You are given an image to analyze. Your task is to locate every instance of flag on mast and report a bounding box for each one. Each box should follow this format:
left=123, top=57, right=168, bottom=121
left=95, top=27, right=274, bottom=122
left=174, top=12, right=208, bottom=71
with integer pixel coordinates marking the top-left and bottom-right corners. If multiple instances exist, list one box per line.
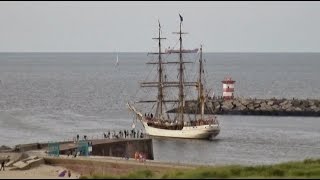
left=179, top=14, right=183, bottom=22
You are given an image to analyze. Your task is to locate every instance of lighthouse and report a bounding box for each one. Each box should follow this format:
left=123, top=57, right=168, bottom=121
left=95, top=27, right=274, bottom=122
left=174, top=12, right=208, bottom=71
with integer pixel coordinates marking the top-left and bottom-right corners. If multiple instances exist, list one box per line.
left=222, top=77, right=235, bottom=100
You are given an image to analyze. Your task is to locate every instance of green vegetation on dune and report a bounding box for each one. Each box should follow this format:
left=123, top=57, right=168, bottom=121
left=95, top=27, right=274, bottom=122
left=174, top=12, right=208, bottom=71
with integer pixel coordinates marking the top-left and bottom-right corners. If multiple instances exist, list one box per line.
left=80, top=158, right=320, bottom=179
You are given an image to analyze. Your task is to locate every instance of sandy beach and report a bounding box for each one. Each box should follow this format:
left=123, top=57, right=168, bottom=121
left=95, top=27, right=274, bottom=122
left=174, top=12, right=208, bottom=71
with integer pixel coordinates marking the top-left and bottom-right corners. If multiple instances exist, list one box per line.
left=0, top=164, right=80, bottom=179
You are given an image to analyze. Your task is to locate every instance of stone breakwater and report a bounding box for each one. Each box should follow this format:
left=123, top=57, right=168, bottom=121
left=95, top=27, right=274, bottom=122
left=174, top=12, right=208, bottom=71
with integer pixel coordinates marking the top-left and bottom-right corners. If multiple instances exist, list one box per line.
left=168, top=98, right=320, bottom=116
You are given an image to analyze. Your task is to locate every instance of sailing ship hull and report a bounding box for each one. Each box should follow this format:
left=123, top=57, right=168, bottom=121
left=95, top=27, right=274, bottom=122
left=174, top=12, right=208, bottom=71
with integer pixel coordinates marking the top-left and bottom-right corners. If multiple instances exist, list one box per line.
left=141, top=120, right=220, bottom=139
left=127, top=103, right=220, bottom=140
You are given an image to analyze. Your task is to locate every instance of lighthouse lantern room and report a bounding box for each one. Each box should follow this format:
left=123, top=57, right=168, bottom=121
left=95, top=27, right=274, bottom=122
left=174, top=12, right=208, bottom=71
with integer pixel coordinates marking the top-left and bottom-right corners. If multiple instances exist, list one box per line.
left=222, top=77, right=236, bottom=100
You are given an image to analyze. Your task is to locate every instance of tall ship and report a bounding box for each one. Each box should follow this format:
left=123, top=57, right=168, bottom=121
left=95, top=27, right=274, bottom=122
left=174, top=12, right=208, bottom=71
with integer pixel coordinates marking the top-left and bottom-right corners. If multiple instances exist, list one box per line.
left=127, top=15, right=220, bottom=139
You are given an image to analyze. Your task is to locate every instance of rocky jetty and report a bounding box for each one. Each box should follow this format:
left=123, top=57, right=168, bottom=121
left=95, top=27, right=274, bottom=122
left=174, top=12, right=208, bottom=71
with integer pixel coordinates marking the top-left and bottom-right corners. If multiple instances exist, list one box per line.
left=168, top=98, right=320, bottom=116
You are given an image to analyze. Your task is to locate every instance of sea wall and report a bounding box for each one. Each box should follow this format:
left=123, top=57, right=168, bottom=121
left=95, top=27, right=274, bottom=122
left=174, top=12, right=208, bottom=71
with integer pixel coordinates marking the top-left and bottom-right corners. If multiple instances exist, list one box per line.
left=90, top=139, right=154, bottom=160
left=56, top=138, right=154, bottom=160
left=168, top=98, right=320, bottom=116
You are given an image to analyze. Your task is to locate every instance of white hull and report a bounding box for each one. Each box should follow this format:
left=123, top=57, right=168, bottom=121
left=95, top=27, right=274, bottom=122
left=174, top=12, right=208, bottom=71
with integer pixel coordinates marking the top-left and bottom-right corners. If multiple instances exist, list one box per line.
left=142, top=120, right=220, bottom=139
left=127, top=103, right=220, bottom=139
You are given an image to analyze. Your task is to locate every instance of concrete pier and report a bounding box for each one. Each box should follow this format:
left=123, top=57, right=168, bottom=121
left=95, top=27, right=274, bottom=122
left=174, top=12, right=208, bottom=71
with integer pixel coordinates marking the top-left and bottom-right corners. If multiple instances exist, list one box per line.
left=9, top=138, right=154, bottom=160
left=168, top=98, right=320, bottom=116
left=59, top=138, right=154, bottom=160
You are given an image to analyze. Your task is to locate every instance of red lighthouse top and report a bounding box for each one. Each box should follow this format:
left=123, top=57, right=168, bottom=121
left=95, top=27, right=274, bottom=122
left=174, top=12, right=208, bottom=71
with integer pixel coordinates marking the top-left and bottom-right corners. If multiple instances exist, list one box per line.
left=221, top=77, right=235, bottom=84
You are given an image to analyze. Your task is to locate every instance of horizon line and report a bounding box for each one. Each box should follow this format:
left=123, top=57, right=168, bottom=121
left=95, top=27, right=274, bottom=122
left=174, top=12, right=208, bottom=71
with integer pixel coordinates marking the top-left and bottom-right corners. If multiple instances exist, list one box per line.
left=1, top=51, right=320, bottom=53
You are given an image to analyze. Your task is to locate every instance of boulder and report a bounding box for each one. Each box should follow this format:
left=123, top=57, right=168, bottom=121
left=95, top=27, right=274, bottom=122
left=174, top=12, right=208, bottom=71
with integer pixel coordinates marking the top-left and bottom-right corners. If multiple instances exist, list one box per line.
left=310, top=105, right=318, bottom=110
left=206, top=102, right=213, bottom=109
left=260, top=102, right=268, bottom=110
left=314, top=100, right=320, bottom=107
left=254, top=103, right=261, bottom=109
left=281, top=103, right=292, bottom=110
left=247, top=104, right=255, bottom=110
left=292, top=100, right=301, bottom=107
left=302, top=101, right=310, bottom=108
left=267, top=101, right=274, bottom=106
left=272, top=104, right=280, bottom=110
left=240, top=99, right=250, bottom=106
left=222, top=101, right=234, bottom=110
left=309, top=101, right=315, bottom=106
left=233, top=104, right=245, bottom=110
left=280, top=100, right=290, bottom=106
left=232, top=100, right=242, bottom=107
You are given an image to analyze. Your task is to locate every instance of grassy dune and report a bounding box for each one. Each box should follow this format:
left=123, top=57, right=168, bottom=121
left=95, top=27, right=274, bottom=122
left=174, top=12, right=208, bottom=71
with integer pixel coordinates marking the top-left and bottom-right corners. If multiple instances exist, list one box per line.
left=80, top=158, right=320, bottom=179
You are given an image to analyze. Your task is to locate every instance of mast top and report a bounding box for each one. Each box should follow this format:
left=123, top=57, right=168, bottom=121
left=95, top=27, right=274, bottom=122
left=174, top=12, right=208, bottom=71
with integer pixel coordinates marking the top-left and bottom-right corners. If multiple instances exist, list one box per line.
left=173, top=14, right=188, bottom=35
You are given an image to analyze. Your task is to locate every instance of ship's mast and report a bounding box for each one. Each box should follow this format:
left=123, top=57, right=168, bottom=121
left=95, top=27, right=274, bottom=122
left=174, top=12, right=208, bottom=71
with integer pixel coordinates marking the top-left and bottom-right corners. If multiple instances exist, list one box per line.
left=170, top=14, right=187, bottom=123
left=198, top=45, right=205, bottom=120
left=178, top=16, right=184, bottom=122
left=138, top=21, right=170, bottom=120
left=155, top=21, right=165, bottom=119
left=139, top=15, right=199, bottom=124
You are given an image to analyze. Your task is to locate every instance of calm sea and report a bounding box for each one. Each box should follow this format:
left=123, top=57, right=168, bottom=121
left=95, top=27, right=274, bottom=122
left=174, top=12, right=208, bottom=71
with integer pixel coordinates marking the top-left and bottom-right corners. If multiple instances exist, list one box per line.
left=0, top=52, right=319, bottom=165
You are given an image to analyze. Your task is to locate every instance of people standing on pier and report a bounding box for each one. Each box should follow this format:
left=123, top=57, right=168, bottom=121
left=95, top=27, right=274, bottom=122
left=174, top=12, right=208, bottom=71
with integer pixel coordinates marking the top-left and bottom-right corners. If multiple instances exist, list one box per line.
left=76, top=134, right=79, bottom=141
left=73, top=150, right=77, bottom=158
left=103, top=133, right=107, bottom=138
left=0, top=160, right=5, bottom=171
left=140, top=131, right=144, bottom=138
left=134, top=151, right=139, bottom=161
left=142, top=153, right=146, bottom=162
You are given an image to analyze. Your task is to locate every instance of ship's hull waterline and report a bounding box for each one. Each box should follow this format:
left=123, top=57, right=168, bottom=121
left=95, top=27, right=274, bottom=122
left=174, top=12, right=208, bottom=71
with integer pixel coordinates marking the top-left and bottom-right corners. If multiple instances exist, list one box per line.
left=142, top=120, right=220, bottom=139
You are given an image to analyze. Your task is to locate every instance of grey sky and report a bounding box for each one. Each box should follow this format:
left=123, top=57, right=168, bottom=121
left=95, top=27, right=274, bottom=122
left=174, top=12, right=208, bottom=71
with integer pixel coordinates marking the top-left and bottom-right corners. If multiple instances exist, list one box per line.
left=1, top=1, right=320, bottom=52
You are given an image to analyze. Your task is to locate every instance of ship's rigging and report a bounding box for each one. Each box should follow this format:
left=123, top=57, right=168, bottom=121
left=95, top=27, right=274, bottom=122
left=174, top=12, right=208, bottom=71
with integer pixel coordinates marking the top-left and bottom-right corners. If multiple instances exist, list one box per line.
left=126, top=14, right=220, bottom=139
left=134, top=17, right=207, bottom=125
